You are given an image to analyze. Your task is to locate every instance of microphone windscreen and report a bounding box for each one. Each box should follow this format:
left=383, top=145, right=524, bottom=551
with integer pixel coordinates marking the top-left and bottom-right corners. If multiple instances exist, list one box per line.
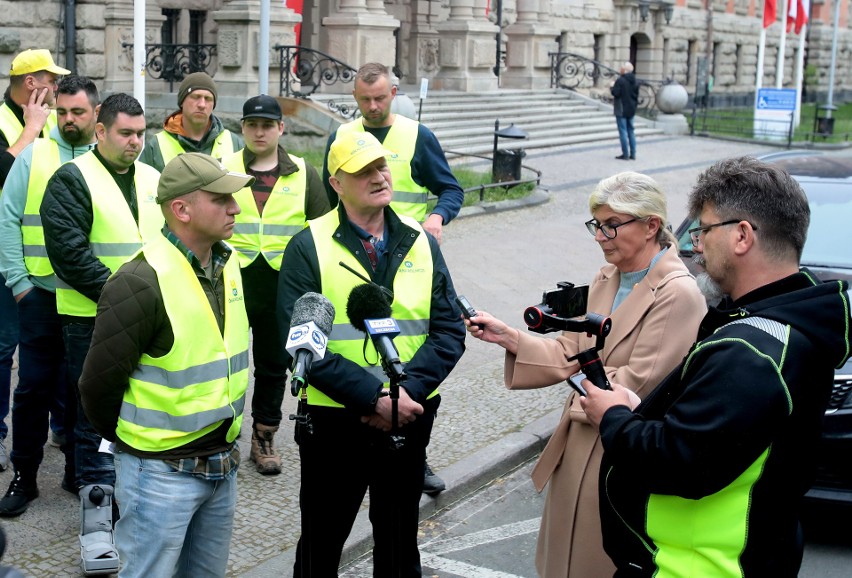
left=291, top=292, right=336, bottom=336
left=347, top=283, right=392, bottom=332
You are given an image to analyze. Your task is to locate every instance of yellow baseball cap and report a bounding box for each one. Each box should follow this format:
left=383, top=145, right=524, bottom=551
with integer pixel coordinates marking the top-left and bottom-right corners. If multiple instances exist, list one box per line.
left=327, top=131, right=392, bottom=176
left=10, top=49, right=71, bottom=76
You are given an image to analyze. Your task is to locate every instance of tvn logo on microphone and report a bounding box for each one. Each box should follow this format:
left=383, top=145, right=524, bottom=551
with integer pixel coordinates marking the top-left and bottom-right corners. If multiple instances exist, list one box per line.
left=365, top=318, right=401, bottom=339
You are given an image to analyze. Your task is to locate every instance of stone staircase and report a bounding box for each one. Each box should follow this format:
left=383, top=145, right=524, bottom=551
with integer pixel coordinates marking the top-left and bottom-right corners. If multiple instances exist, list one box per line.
left=311, top=88, right=663, bottom=157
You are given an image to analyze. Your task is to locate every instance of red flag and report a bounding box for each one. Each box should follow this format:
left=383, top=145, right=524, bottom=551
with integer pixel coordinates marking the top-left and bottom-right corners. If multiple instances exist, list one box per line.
left=787, top=0, right=810, bottom=33
left=764, top=0, right=777, bottom=28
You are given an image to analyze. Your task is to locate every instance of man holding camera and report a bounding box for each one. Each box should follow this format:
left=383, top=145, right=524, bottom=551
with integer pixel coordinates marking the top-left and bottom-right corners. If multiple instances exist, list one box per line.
left=582, top=156, right=852, bottom=577
left=278, top=131, right=465, bottom=576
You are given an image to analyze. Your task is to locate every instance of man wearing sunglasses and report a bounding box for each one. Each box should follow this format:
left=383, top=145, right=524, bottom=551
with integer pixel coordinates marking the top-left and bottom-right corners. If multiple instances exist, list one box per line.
left=582, top=156, right=852, bottom=578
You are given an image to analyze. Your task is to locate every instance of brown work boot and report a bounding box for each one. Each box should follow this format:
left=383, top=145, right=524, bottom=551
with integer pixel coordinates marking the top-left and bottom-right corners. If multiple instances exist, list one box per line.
left=250, top=423, right=282, bottom=475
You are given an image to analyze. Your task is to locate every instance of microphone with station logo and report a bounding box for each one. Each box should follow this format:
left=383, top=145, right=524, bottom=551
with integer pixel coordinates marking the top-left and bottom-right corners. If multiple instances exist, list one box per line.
left=286, top=292, right=335, bottom=396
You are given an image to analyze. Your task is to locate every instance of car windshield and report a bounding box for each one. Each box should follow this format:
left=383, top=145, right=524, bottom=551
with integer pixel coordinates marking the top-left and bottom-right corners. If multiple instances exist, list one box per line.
left=799, top=180, right=852, bottom=269
left=677, top=178, right=852, bottom=272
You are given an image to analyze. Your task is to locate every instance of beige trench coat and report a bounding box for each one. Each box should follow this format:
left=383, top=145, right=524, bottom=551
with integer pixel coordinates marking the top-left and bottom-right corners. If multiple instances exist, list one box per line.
left=504, top=248, right=707, bottom=578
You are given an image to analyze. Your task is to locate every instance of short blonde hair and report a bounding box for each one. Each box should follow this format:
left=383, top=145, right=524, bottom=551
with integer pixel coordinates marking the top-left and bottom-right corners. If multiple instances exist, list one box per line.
left=588, top=171, right=676, bottom=246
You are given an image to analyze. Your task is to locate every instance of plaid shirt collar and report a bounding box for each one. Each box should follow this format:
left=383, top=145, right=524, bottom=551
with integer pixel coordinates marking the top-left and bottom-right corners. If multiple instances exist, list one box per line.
left=162, top=225, right=231, bottom=275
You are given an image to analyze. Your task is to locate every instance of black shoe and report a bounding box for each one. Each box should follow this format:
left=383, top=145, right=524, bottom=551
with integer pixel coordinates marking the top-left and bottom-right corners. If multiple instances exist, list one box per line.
left=0, top=471, right=38, bottom=517
left=615, top=155, right=629, bottom=160
left=423, top=462, right=446, bottom=496
left=629, top=155, right=636, bottom=160
left=61, top=469, right=77, bottom=496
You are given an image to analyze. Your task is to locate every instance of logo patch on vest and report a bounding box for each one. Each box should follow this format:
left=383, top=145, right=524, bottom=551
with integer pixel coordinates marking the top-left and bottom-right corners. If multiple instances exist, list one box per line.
left=399, top=259, right=425, bottom=274
left=228, top=279, right=244, bottom=303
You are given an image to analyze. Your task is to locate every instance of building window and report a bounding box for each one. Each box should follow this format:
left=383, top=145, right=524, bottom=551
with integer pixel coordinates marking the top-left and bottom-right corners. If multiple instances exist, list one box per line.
left=162, top=8, right=180, bottom=45
left=687, top=40, right=696, bottom=87
left=189, top=10, right=207, bottom=45
left=735, top=44, right=743, bottom=85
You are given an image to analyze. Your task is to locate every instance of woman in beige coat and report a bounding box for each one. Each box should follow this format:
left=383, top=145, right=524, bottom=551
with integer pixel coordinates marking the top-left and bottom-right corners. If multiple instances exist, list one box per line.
left=466, top=172, right=706, bottom=577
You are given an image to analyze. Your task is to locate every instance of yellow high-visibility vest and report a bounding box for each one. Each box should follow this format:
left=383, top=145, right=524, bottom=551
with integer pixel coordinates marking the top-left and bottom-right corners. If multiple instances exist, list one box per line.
left=0, top=103, right=56, bottom=194
left=117, top=234, right=249, bottom=452
left=156, top=129, right=236, bottom=167
left=21, top=138, right=61, bottom=276
left=54, top=153, right=163, bottom=317
left=336, top=117, right=429, bottom=221
left=223, top=151, right=308, bottom=270
left=306, top=210, right=434, bottom=408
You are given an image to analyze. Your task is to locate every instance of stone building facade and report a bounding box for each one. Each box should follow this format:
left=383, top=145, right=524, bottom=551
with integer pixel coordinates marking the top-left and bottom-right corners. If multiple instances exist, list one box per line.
left=1, top=0, right=850, bottom=108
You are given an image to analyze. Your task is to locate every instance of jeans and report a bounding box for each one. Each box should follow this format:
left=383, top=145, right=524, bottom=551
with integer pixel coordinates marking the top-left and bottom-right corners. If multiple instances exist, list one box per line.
left=243, top=259, right=288, bottom=426
left=10, top=288, right=69, bottom=474
left=62, top=321, right=114, bottom=488
left=616, top=115, right=636, bottom=158
left=0, top=276, right=18, bottom=441
left=114, top=452, right=237, bottom=578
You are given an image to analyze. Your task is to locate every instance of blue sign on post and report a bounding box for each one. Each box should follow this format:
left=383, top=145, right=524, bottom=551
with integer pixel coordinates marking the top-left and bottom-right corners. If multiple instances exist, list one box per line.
left=754, top=88, right=797, bottom=140
left=756, top=89, right=797, bottom=111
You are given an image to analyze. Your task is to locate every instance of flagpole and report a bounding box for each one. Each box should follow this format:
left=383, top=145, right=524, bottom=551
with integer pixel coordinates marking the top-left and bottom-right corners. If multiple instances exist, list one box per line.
left=793, top=24, right=806, bottom=127
left=756, top=27, right=766, bottom=105
left=827, top=0, right=841, bottom=117
left=776, top=0, right=790, bottom=87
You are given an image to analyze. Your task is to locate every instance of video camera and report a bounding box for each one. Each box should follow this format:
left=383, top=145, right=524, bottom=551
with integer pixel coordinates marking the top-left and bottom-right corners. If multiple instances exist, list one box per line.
left=523, top=282, right=612, bottom=395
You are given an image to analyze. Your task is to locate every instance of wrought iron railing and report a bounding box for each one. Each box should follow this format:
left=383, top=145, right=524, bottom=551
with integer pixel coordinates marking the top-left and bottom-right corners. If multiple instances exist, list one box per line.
left=273, top=45, right=357, bottom=99
left=549, top=52, right=663, bottom=115
left=121, top=43, right=217, bottom=92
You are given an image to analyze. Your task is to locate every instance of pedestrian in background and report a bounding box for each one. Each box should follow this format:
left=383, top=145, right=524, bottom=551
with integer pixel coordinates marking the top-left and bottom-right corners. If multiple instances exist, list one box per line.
left=222, top=94, right=330, bottom=476
left=464, top=172, right=706, bottom=577
left=582, top=156, right=852, bottom=577
left=80, top=153, right=253, bottom=578
left=611, top=62, right=639, bottom=161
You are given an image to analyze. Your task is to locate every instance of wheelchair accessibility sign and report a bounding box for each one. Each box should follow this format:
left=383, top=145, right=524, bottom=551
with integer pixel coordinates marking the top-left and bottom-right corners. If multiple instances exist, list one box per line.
left=754, top=88, right=796, bottom=140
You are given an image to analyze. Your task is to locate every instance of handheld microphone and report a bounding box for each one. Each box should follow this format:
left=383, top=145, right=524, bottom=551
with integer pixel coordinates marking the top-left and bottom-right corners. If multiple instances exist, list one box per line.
left=346, top=283, right=405, bottom=382
left=286, top=292, right=335, bottom=396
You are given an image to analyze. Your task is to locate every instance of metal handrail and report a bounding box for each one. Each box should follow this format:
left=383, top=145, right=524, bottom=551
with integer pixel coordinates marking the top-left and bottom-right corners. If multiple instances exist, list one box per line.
left=273, top=45, right=357, bottom=100
left=121, top=43, right=217, bottom=92
left=548, top=52, right=665, bottom=115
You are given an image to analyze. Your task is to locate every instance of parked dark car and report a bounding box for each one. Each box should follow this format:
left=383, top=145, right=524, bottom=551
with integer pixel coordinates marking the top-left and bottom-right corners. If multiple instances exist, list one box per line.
left=673, top=150, right=852, bottom=504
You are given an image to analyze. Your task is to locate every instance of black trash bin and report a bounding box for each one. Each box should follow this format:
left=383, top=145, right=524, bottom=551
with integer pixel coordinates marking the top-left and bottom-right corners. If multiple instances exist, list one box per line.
left=493, top=148, right=525, bottom=185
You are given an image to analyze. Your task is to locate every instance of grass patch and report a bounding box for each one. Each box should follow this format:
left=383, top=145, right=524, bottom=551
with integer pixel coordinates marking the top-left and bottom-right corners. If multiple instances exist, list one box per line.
left=689, top=102, right=852, bottom=143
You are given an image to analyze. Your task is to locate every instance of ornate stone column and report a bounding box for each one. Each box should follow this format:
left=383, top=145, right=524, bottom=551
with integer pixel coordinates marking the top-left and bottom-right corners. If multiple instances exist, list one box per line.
left=103, top=0, right=164, bottom=94
left=407, top=0, right=442, bottom=83
left=501, top=0, right=559, bottom=89
left=433, top=0, right=499, bottom=91
left=321, top=1, right=399, bottom=70
left=212, top=0, right=301, bottom=101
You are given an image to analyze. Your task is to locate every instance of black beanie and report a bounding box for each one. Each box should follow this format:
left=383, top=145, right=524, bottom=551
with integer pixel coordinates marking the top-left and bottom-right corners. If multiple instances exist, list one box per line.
left=178, top=72, right=218, bottom=108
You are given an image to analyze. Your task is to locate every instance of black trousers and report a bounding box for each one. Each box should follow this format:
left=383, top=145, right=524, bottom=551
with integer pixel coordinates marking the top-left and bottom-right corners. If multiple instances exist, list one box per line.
left=293, top=397, right=439, bottom=578
left=242, top=258, right=289, bottom=426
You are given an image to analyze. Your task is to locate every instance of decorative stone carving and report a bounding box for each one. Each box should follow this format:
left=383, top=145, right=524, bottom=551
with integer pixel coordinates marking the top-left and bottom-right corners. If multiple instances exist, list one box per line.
left=218, top=30, right=242, bottom=67
left=440, top=38, right=462, bottom=67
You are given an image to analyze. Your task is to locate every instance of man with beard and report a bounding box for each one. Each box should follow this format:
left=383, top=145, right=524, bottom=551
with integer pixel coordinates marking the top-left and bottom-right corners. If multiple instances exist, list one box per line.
left=0, top=75, right=100, bottom=517
left=581, top=156, right=852, bottom=577
left=0, top=48, right=70, bottom=475
left=39, top=93, right=163, bottom=576
left=139, top=72, right=243, bottom=172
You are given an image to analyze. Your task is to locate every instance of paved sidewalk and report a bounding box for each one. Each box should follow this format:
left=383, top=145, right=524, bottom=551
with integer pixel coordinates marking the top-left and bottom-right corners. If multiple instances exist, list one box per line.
left=0, top=134, right=778, bottom=576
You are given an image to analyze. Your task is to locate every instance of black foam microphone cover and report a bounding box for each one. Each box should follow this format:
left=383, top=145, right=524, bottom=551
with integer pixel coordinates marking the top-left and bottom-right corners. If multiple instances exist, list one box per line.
left=347, top=283, right=392, bottom=332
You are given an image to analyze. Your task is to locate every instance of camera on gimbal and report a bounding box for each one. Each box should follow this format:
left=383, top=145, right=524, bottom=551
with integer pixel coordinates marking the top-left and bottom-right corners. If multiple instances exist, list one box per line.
left=522, top=281, right=612, bottom=394
left=523, top=282, right=590, bottom=333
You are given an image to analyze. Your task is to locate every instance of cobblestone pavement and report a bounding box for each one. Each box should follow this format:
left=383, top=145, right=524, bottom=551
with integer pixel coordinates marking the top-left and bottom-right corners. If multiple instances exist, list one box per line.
left=0, top=134, right=779, bottom=576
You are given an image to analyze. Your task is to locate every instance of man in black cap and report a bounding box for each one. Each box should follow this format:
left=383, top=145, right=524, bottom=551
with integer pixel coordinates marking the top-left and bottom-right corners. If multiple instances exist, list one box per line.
left=80, top=152, right=254, bottom=578
left=222, top=95, right=330, bottom=475
left=139, top=71, right=243, bottom=172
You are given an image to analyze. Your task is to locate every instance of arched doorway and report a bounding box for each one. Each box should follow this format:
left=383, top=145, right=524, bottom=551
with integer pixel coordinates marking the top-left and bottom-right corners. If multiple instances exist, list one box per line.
left=629, top=32, right=653, bottom=77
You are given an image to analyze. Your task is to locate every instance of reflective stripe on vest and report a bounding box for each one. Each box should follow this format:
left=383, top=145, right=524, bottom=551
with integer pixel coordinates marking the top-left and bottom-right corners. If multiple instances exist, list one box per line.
left=0, top=104, right=56, bottom=194
left=336, top=118, right=429, bottom=221
left=224, top=151, right=308, bottom=270
left=55, top=154, right=163, bottom=317
left=307, top=210, right=433, bottom=408
left=22, top=138, right=62, bottom=276
left=117, top=235, right=250, bottom=452
left=157, top=129, right=237, bottom=167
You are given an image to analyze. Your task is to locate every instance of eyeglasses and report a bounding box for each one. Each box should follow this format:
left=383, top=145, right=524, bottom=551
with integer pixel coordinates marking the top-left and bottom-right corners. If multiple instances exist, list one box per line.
left=585, top=217, right=639, bottom=239
left=688, top=219, right=758, bottom=246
